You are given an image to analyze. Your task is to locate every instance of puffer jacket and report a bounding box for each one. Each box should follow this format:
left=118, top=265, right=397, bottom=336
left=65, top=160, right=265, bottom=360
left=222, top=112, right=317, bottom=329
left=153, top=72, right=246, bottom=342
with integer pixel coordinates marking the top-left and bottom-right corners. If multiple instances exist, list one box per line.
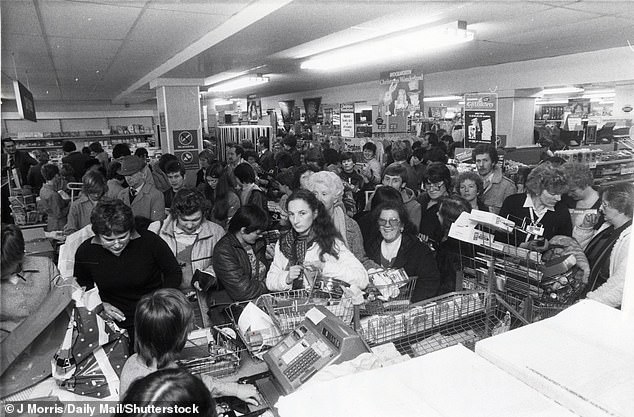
left=212, top=233, right=269, bottom=303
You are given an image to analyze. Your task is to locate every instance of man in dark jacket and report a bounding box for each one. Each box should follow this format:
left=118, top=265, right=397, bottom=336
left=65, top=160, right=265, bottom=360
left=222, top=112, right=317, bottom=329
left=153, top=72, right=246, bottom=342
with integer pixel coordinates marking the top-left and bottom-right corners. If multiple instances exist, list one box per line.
left=61, top=140, right=91, bottom=181
left=2, top=137, right=37, bottom=186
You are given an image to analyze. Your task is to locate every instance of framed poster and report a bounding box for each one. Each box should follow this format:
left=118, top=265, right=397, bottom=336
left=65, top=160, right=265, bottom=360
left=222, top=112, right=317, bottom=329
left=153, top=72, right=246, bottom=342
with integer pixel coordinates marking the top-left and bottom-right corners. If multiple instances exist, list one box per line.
left=247, top=94, right=262, bottom=121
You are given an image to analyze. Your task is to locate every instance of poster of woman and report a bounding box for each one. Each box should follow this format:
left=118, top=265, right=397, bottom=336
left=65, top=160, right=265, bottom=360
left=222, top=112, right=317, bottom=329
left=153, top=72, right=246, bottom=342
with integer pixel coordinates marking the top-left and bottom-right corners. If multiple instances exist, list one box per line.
left=247, top=95, right=262, bottom=121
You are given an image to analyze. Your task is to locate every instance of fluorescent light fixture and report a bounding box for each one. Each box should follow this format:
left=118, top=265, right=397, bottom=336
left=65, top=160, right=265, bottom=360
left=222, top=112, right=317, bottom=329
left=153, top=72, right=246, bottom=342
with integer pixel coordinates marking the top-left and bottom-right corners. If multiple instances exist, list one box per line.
left=541, top=87, right=583, bottom=95
left=599, top=99, right=615, bottom=104
left=214, top=99, right=236, bottom=106
left=301, top=21, right=474, bottom=71
left=582, top=92, right=616, bottom=99
left=423, top=95, right=463, bottom=102
left=536, top=99, right=569, bottom=105
left=208, top=75, right=269, bottom=92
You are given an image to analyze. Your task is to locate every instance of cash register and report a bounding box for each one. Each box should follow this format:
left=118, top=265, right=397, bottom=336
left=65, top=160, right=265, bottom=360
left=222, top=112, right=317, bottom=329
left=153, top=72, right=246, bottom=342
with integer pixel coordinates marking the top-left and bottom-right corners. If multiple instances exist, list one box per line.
left=244, top=305, right=370, bottom=407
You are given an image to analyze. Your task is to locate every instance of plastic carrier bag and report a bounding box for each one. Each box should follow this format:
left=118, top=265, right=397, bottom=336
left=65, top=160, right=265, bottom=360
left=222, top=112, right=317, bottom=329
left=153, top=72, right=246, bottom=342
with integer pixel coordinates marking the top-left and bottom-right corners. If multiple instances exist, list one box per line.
left=52, top=286, right=130, bottom=399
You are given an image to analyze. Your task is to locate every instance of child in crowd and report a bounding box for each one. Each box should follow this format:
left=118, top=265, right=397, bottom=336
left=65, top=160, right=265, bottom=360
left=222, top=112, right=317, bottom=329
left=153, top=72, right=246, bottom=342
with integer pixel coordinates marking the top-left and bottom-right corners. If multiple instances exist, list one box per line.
left=118, top=288, right=259, bottom=405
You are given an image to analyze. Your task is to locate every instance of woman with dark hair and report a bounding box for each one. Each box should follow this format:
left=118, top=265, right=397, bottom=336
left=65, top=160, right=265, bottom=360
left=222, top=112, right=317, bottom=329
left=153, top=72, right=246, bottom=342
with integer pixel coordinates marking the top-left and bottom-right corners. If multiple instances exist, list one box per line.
left=74, top=199, right=182, bottom=337
left=293, top=164, right=319, bottom=190
left=1, top=223, right=63, bottom=341
left=212, top=205, right=270, bottom=303
left=234, top=162, right=268, bottom=221
left=64, top=171, right=109, bottom=235
left=118, top=368, right=217, bottom=417
left=584, top=183, right=633, bottom=308
left=457, top=171, right=487, bottom=211
left=436, top=196, right=473, bottom=295
left=148, top=189, right=225, bottom=326
left=266, top=189, right=368, bottom=291
left=202, top=162, right=240, bottom=229
left=365, top=200, right=441, bottom=302
left=118, top=289, right=258, bottom=403
left=356, top=185, right=403, bottom=251
left=416, top=162, right=452, bottom=248
left=499, top=164, right=572, bottom=244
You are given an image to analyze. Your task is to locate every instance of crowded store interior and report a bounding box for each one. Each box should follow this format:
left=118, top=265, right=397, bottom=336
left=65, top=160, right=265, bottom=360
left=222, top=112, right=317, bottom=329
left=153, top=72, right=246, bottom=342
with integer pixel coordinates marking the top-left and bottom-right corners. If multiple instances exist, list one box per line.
left=1, top=1, right=634, bottom=416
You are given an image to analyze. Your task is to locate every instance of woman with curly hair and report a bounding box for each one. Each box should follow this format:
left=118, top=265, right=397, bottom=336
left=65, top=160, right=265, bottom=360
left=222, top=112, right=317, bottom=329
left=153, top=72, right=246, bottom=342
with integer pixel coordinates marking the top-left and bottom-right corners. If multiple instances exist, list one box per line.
left=266, top=189, right=368, bottom=291
left=499, top=164, right=572, bottom=244
left=200, top=162, right=240, bottom=229
left=457, top=171, right=487, bottom=212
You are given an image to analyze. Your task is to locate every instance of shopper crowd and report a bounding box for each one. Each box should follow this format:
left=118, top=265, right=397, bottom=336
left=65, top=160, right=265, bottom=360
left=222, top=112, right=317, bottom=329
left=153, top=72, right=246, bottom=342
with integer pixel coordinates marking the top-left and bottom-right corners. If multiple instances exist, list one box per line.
left=1, top=133, right=632, bottom=407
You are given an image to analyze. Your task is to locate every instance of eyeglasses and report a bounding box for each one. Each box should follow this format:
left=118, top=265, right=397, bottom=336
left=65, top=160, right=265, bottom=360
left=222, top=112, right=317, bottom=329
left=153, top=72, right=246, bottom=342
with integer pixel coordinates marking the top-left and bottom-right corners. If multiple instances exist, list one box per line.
left=600, top=201, right=610, bottom=209
left=425, top=182, right=446, bottom=191
left=459, top=184, right=477, bottom=191
left=378, top=218, right=401, bottom=227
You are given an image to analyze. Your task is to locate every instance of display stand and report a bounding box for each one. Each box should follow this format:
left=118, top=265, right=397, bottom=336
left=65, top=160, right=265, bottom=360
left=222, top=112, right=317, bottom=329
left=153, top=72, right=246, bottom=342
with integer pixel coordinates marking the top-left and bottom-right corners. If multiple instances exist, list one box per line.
left=216, top=125, right=272, bottom=162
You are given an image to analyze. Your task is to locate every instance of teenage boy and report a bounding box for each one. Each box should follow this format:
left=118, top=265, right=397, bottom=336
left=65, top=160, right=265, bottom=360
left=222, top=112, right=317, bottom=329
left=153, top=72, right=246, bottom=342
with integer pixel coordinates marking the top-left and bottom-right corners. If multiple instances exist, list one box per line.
left=163, top=160, right=187, bottom=209
left=61, top=140, right=91, bottom=181
left=472, top=144, right=516, bottom=214
left=339, top=152, right=365, bottom=215
left=117, top=155, right=165, bottom=222
left=380, top=164, right=422, bottom=232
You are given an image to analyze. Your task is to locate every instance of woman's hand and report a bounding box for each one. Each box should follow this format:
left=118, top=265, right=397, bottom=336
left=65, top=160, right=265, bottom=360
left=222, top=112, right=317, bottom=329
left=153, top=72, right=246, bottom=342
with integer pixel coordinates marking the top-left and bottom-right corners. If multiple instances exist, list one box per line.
left=286, top=265, right=303, bottom=285
left=234, top=383, right=260, bottom=406
left=102, top=302, right=125, bottom=322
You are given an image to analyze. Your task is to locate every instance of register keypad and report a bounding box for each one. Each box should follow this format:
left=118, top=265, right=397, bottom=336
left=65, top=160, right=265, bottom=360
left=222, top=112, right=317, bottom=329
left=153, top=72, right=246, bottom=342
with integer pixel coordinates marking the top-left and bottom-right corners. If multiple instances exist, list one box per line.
left=282, top=347, right=320, bottom=381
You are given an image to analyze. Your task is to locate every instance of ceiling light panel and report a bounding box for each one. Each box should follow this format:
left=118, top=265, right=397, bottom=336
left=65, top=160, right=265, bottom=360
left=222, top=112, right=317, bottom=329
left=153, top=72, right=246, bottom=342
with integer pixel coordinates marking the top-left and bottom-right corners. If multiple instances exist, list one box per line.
left=208, top=75, right=270, bottom=92
left=301, top=22, right=474, bottom=71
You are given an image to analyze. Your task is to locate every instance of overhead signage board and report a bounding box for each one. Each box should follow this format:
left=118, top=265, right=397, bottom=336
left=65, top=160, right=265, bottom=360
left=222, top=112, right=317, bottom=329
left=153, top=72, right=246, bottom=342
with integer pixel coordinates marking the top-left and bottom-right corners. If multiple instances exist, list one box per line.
left=13, top=80, right=37, bottom=122
left=464, top=93, right=498, bottom=147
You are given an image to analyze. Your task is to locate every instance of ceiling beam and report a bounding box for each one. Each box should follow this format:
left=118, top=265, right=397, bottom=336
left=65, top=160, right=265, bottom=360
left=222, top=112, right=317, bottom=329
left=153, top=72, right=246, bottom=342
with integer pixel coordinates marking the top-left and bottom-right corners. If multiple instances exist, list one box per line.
left=33, top=0, right=63, bottom=99
left=112, top=0, right=294, bottom=104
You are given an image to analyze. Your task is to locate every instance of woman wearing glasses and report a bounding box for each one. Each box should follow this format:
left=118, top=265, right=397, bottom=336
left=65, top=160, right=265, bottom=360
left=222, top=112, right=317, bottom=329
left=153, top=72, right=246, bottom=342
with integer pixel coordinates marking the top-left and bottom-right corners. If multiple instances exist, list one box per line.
left=584, top=183, right=633, bottom=308
left=148, top=189, right=225, bottom=326
left=266, top=189, right=368, bottom=292
left=417, top=162, right=452, bottom=247
left=365, top=200, right=441, bottom=302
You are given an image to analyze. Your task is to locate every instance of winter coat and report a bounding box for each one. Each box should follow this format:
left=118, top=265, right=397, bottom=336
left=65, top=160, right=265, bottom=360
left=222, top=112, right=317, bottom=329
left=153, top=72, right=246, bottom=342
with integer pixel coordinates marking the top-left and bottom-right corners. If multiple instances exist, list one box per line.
left=365, top=233, right=441, bottom=302
left=212, top=233, right=269, bottom=303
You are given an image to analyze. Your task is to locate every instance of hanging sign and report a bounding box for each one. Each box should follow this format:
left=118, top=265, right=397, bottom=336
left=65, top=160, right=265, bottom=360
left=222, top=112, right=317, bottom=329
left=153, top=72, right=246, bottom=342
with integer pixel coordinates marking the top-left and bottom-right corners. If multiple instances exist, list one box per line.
left=340, top=104, right=355, bottom=138
left=378, top=68, right=423, bottom=118
left=303, top=97, right=322, bottom=125
left=464, top=93, right=497, bottom=147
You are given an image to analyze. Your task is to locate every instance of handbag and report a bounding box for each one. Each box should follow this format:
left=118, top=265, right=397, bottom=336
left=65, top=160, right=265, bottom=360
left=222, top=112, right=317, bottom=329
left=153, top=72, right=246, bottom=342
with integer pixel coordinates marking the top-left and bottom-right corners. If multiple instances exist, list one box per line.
left=52, top=286, right=130, bottom=399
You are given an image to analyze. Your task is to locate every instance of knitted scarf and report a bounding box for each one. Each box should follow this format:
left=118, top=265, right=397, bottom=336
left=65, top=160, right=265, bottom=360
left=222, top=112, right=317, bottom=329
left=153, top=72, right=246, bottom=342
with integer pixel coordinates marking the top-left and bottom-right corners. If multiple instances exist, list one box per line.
left=279, top=229, right=315, bottom=289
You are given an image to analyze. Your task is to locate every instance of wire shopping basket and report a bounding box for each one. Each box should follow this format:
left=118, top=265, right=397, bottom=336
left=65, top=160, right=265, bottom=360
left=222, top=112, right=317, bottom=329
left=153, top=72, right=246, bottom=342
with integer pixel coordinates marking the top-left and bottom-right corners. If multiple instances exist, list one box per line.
left=175, top=323, right=244, bottom=378
left=361, top=269, right=417, bottom=316
left=357, top=290, right=529, bottom=358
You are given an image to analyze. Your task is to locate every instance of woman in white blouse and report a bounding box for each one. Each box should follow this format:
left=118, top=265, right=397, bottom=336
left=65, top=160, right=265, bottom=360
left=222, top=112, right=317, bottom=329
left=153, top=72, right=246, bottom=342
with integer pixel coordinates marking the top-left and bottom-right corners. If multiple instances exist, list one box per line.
left=266, top=189, right=368, bottom=292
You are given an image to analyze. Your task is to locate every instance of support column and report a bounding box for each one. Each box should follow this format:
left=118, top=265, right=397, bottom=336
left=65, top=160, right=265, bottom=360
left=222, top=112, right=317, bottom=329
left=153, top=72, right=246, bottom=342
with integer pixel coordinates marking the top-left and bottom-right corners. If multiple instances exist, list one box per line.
left=498, top=89, right=539, bottom=147
left=152, top=78, right=204, bottom=186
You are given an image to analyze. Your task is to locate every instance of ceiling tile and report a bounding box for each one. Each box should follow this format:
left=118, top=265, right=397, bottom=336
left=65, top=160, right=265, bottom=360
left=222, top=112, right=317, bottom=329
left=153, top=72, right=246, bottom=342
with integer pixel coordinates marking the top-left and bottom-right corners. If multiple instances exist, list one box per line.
left=146, top=0, right=249, bottom=16
left=38, top=0, right=142, bottom=39
left=1, top=0, right=41, bottom=36
left=50, top=37, right=121, bottom=70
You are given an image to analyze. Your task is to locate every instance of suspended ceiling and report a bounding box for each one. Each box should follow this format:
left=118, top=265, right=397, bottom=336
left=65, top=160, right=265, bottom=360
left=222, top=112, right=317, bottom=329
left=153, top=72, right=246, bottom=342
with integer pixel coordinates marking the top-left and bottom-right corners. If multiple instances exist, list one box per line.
left=1, top=0, right=633, bottom=106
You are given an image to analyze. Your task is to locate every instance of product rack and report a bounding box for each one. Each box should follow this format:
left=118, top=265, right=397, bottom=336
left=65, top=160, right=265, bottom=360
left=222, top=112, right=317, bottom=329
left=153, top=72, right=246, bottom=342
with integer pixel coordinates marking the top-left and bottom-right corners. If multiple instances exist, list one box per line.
left=357, top=291, right=528, bottom=358
left=176, top=323, right=244, bottom=378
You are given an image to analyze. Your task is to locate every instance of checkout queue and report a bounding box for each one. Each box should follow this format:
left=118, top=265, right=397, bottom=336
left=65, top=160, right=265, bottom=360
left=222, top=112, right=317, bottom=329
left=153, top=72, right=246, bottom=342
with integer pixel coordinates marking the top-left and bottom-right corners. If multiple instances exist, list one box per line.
left=1, top=140, right=633, bottom=416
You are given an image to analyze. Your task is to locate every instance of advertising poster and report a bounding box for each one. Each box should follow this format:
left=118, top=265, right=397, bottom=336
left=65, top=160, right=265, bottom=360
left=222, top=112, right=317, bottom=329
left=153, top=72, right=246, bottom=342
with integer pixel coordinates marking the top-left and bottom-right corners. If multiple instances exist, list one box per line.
left=378, top=68, right=423, bottom=118
left=340, top=103, right=355, bottom=138
left=278, top=100, right=295, bottom=124
left=247, top=94, right=262, bottom=121
left=464, top=93, right=497, bottom=147
left=172, top=129, right=199, bottom=169
left=303, top=97, right=322, bottom=124
left=13, top=80, right=37, bottom=122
